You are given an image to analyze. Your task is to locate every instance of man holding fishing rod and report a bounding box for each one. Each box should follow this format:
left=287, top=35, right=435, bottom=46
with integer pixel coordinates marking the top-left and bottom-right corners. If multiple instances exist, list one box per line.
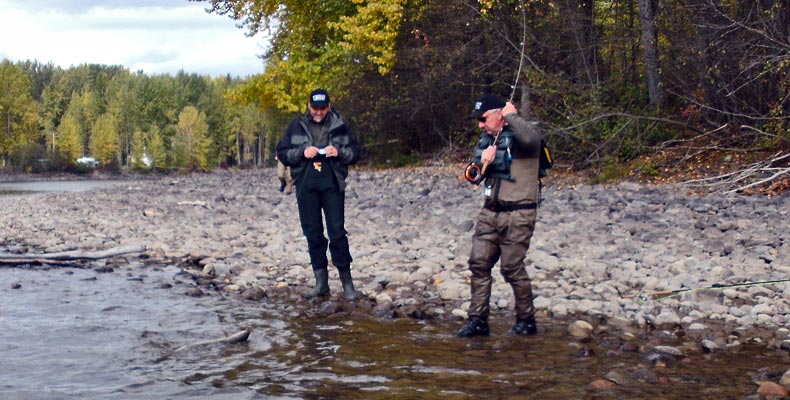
left=456, top=94, right=544, bottom=337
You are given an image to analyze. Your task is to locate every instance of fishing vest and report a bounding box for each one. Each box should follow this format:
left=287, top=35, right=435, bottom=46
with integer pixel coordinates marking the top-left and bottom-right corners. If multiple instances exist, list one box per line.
left=472, top=129, right=517, bottom=181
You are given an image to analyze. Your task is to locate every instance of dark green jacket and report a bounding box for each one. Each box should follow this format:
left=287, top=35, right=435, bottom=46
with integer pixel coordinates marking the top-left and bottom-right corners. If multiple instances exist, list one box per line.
left=275, top=109, right=361, bottom=191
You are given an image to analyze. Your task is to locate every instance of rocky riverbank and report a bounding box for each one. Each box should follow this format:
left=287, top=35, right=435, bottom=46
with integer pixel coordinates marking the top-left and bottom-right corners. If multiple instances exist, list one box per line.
left=2, top=167, right=789, bottom=351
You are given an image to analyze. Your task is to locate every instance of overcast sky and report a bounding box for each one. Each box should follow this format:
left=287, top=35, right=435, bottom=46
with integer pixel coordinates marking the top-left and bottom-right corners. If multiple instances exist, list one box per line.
left=0, top=0, right=266, bottom=77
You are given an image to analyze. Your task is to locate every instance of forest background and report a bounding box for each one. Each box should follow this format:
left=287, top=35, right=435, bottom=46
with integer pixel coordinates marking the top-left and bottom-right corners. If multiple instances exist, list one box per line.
left=1, top=0, right=788, bottom=191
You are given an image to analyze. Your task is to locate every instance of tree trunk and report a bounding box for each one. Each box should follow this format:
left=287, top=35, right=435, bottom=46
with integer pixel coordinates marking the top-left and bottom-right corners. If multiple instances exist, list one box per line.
left=639, top=0, right=663, bottom=106
left=518, top=83, right=531, bottom=119
left=563, top=0, right=600, bottom=88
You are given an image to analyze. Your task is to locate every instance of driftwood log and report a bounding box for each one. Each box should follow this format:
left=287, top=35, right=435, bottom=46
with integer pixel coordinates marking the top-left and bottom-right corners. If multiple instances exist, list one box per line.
left=0, top=244, right=147, bottom=266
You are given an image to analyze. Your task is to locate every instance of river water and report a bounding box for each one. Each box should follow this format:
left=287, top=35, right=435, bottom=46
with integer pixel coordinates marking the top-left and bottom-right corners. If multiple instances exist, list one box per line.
left=0, top=180, right=124, bottom=197
left=1, top=181, right=788, bottom=399
left=2, top=263, right=789, bottom=400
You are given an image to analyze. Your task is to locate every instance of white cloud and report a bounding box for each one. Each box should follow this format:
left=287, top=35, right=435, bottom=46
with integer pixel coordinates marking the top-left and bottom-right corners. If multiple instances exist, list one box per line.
left=0, top=0, right=266, bottom=77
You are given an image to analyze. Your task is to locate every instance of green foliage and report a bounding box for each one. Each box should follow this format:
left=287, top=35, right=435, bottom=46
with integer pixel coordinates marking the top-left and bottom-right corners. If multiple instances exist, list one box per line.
left=634, top=160, right=660, bottom=177
left=72, top=161, right=97, bottom=174
left=0, top=60, right=39, bottom=170
left=207, top=0, right=388, bottom=113
left=90, top=114, right=120, bottom=169
left=12, top=143, right=47, bottom=173
left=175, top=105, right=211, bottom=171
left=761, top=102, right=790, bottom=147
left=130, top=129, right=149, bottom=172
left=55, top=113, right=82, bottom=167
left=147, top=125, right=167, bottom=172
left=332, top=0, right=406, bottom=75
left=222, top=100, right=264, bottom=166
left=4, top=58, right=266, bottom=173
left=106, top=72, right=140, bottom=166
left=5, top=0, right=790, bottom=174
left=589, top=157, right=630, bottom=184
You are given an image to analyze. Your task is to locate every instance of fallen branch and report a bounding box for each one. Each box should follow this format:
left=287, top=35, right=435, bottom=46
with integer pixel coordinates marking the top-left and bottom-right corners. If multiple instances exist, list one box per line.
left=725, top=168, right=790, bottom=194
left=681, top=151, right=790, bottom=193
left=0, top=244, right=147, bottom=263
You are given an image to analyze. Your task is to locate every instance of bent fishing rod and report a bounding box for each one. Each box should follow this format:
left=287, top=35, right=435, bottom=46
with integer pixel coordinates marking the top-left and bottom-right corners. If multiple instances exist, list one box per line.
left=464, top=0, right=527, bottom=184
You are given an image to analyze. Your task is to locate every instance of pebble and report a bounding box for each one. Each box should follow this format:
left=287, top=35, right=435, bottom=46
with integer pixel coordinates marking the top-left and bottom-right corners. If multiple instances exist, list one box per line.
left=568, top=320, right=594, bottom=340
left=0, top=167, right=788, bottom=344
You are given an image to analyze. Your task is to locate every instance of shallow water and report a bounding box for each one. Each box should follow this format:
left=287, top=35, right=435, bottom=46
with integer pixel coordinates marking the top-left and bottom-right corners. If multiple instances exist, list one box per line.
left=0, top=180, right=125, bottom=197
left=1, top=264, right=787, bottom=399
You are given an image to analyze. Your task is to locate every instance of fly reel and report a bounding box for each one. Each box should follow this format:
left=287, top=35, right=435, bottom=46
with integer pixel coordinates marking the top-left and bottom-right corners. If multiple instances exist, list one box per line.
left=464, top=162, right=484, bottom=183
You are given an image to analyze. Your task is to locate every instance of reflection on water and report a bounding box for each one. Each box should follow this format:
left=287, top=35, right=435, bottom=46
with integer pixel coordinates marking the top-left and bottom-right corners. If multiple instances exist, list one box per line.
left=259, top=314, right=788, bottom=400
left=0, top=264, right=285, bottom=400
left=1, top=264, right=787, bottom=399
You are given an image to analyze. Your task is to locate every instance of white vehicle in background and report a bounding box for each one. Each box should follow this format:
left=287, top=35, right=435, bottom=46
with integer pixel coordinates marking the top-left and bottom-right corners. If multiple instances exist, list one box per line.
left=76, top=156, right=99, bottom=168
left=137, top=153, right=153, bottom=168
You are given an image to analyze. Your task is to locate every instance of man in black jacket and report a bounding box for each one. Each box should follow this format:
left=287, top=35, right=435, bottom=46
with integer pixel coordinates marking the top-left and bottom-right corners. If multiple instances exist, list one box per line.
left=276, top=89, right=363, bottom=300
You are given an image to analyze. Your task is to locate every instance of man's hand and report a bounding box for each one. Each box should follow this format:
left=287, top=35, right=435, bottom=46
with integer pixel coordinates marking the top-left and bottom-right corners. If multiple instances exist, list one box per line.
left=304, top=145, right=338, bottom=158
left=481, top=146, right=496, bottom=165
left=323, top=145, right=339, bottom=157
left=304, top=146, right=320, bottom=158
left=501, top=101, right=517, bottom=116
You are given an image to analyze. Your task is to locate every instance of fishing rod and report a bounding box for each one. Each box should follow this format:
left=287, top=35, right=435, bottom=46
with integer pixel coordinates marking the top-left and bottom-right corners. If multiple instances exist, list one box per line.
left=463, top=0, right=527, bottom=184
left=510, top=0, right=527, bottom=103
left=621, top=278, right=790, bottom=305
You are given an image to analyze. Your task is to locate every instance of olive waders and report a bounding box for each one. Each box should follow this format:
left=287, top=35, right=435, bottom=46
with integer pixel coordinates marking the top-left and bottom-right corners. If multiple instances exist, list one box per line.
left=457, top=208, right=538, bottom=337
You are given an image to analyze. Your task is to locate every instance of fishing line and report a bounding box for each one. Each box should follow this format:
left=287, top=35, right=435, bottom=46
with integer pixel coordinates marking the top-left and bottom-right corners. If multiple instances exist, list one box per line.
left=621, top=278, right=790, bottom=305
left=464, top=0, right=528, bottom=183
left=509, top=0, right=527, bottom=102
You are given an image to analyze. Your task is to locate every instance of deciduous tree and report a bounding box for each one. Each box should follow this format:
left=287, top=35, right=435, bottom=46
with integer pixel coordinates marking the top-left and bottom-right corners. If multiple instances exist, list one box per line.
left=147, top=124, right=167, bottom=172
left=89, top=113, right=119, bottom=169
left=0, top=60, right=39, bottom=170
left=175, top=105, right=210, bottom=171
left=55, top=113, right=81, bottom=168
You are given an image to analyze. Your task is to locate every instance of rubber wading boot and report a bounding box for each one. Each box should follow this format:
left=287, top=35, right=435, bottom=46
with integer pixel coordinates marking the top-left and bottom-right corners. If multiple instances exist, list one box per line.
left=509, top=317, right=537, bottom=336
left=303, top=268, right=330, bottom=299
left=454, top=318, right=490, bottom=338
left=278, top=178, right=287, bottom=193
left=337, top=268, right=361, bottom=300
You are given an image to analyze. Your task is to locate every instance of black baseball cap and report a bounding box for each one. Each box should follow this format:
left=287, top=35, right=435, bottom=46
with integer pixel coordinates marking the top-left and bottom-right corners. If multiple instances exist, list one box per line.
left=469, top=94, right=505, bottom=119
left=309, top=89, right=330, bottom=108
